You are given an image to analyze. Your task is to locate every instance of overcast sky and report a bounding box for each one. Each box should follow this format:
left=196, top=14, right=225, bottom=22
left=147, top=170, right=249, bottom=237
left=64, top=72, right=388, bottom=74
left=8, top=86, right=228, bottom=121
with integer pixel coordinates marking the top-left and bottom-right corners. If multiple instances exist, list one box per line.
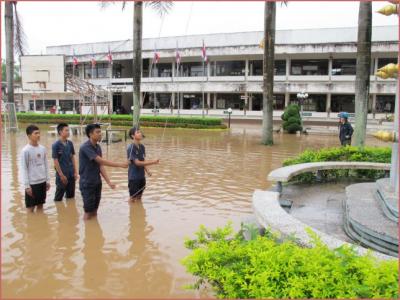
left=1, top=1, right=398, bottom=56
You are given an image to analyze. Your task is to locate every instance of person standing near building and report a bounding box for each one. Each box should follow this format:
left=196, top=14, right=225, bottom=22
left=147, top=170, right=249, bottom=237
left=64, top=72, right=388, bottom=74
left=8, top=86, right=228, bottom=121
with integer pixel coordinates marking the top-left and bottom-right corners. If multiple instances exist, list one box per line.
left=20, top=125, right=51, bottom=212
left=127, top=127, right=159, bottom=202
left=52, top=123, right=78, bottom=202
left=339, top=112, right=354, bottom=146
left=79, top=124, right=129, bottom=220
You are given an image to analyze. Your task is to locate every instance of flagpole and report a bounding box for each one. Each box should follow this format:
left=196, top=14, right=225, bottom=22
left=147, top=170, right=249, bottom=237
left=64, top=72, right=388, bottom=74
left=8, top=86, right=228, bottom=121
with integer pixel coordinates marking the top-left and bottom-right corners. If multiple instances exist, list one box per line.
left=202, top=59, right=205, bottom=118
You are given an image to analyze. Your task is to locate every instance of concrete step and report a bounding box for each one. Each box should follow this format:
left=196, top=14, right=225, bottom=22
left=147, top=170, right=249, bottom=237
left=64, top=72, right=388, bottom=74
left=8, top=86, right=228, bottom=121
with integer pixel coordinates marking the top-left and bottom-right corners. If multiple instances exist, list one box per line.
left=375, top=178, right=398, bottom=222
left=344, top=182, right=398, bottom=257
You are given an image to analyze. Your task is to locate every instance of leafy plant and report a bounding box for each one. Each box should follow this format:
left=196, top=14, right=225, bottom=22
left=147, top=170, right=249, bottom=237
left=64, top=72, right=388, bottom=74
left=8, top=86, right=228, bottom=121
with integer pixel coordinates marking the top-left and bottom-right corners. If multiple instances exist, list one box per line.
left=281, top=104, right=302, bottom=133
left=182, top=224, right=398, bottom=299
left=282, top=146, right=391, bottom=182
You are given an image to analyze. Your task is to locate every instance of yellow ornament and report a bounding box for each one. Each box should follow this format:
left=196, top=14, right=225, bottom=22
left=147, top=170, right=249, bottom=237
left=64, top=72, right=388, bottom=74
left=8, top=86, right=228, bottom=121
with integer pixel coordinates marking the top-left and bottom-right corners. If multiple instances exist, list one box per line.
left=377, top=4, right=398, bottom=16
left=377, top=63, right=399, bottom=77
left=373, top=131, right=396, bottom=142
left=259, top=39, right=265, bottom=49
left=376, top=70, right=390, bottom=79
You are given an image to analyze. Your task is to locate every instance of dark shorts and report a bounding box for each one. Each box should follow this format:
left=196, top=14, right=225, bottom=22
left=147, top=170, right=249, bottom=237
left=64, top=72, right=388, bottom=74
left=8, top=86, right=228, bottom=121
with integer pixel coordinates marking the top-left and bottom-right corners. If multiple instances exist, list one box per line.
left=25, top=182, right=47, bottom=208
left=128, top=178, right=146, bottom=198
left=54, top=177, right=76, bottom=201
left=80, top=183, right=102, bottom=213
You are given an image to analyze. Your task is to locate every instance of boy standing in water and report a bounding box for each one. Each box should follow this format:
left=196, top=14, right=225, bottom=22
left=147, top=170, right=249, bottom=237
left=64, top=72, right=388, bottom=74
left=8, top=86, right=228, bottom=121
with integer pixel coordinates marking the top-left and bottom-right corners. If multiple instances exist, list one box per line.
left=127, top=127, right=159, bottom=202
left=52, top=123, right=78, bottom=201
left=79, top=124, right=129, bottom=220
left=20, top=125, right=50, bottom=212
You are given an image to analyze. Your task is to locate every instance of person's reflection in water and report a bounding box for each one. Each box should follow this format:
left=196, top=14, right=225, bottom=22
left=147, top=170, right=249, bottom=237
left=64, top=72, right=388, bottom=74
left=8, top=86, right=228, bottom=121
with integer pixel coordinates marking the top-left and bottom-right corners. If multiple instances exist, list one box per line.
left=53, top=199, right=80, bottom=296
left=125, top=201, right=173, bottom=297
left=82, top=218, right=108, bottom=296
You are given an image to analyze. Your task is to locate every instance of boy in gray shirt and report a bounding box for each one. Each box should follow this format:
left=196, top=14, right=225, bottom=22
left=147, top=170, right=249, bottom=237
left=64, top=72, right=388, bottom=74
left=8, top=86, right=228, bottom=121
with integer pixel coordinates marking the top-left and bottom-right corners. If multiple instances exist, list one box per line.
left=20, top=125, right=50, bottom=212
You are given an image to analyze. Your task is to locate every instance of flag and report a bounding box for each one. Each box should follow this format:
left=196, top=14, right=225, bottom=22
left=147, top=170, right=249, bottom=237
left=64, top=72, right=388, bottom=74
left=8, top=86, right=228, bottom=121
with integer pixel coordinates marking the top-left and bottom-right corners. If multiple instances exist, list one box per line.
left=107, top=48, right=113, bottom=65
left=175, top=48, right=181, bottom=67
left=91, top=55, right=96, bottom=68
left=72, top=50, right=78, bottom=66
left=201, top=40, right=208, bottom=63
left=153, top=51, right=160, bottom=64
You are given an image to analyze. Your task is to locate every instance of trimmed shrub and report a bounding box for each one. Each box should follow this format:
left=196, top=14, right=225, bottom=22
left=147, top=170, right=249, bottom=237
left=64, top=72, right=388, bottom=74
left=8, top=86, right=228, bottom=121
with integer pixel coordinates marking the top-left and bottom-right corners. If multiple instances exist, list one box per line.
left=12, top=113, right=226, bottom=129
left=281, top=104, right=302, bottom=133
left=283, top=146, right=391, bottom=182
left=182, top=223, right=398, bottom=299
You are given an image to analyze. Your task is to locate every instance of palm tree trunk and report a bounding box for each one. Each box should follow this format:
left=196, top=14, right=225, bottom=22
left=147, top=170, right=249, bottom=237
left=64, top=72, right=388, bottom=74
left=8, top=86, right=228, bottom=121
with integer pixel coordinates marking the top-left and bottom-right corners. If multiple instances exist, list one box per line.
left=261, top=1, right=276, bottom=145
left=354, top=2, right=372, bottom=147
left=132, top=1, right=143, bottom=127
left=5, top=2, right=17, bottom=131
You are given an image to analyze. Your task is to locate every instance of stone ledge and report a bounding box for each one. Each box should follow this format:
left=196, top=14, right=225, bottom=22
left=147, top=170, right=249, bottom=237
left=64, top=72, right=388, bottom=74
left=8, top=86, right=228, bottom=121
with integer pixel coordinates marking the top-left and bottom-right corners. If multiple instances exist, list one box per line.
left=268, top=161, right=390, bottom=182
left=252, top=189, right=395, bottom=261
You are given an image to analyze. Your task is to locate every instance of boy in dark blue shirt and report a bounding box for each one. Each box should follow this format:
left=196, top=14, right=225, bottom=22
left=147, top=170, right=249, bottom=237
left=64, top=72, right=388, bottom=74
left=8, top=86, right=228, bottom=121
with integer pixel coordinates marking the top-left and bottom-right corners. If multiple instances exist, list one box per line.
left=79, top=124, right=129, bottom=220
left=127, top=127, right=159, bottom=202
left=52, top=123, right=78, bottom=201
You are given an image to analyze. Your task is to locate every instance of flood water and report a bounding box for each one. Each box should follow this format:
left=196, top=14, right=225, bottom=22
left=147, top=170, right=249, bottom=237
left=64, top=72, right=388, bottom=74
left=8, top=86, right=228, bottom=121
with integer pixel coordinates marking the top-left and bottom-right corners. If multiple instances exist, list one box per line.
left=1, top=124, right=386, bottom=298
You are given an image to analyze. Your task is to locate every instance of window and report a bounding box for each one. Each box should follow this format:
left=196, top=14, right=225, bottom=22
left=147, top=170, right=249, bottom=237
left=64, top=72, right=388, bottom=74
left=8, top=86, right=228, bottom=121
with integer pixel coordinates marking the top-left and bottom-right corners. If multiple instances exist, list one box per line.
left=142, top=59, right=150, bottom=78
left=182, top=93, right=203, bottom=109
left=249, top=60, right=286, bottom=76
left=65, top=64, right=79, bottom=77
left=59, top=99, right=79, bottom=112
left=35, top=100, right=44, bottom=111
left=143, top=93, right=173, bottom=109
left=290, top=59, right=328, bottom=75
left=251, top=94, right=285, bottom=111
left=96, top=63, right=108, bottom=78
left=378, top=58, right=398, bottom=69
left=332, top=59, right=356, bottom=75
left=113, top=63, right=123, bottom=78
left=289, top=94, right=326, bottom=112
left=214, top=61, right=245, bottom=76
left=29, top=100, right=34, bottom=111
left=376, top=95, right=395, bottom=113
left=180, top=62, right=205, bottom=77
left=215, top=94, right=244, bottom=110
left=331, top=95, right=355, bottom=113
left=45, top=100, right=56, bottom=110
left=153, top=63, right=172, bottom=77
left=84, top=63, right=94, bottom=79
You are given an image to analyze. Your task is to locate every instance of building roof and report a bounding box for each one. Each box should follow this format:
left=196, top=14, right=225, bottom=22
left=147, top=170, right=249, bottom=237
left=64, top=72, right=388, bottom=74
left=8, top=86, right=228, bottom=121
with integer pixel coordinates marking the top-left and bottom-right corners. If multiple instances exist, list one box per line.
left=46, top=26, right=398, bottom=56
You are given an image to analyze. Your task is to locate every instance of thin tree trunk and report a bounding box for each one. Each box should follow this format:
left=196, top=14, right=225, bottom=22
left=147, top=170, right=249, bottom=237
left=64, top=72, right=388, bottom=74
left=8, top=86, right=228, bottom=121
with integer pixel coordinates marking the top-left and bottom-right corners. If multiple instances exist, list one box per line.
left=261, top=1, right=276, bottom=145
left=5, top=2, right=17, bottom=131
left=354, top=2, right=372, bottom=147
left=132, top=1, right=143, bottom=127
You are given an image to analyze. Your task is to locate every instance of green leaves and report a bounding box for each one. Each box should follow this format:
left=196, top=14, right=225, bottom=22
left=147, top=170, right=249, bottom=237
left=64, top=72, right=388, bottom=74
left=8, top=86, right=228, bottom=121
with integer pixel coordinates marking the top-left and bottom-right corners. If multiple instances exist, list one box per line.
left=282, top=146, right=391, bottom=183
left=182, top=224, right=399, bottom=299
left=282, top=104, right=302, bottom=133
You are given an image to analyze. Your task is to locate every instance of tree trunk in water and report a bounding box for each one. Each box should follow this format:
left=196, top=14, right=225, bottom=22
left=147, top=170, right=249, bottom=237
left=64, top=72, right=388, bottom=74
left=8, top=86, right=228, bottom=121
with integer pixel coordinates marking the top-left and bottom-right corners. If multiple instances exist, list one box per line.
left=261, top=1, right=276, bottom=145
left=132, top=2, right=143, bottom=127
left=5, top=2, right=17, bottom=131
left=354, top=2, right=372, bottom=147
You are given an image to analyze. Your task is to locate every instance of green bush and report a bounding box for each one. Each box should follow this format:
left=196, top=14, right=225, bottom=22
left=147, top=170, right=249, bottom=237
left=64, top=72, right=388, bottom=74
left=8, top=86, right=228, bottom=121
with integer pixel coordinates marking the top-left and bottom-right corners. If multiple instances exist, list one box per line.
left=281, top=104, right=302, bottom=133
left=12, top=113, right=226, bottom=129
left=283, top=146, right=391, bottom=182
left=182, top=224, right=398, bottom=299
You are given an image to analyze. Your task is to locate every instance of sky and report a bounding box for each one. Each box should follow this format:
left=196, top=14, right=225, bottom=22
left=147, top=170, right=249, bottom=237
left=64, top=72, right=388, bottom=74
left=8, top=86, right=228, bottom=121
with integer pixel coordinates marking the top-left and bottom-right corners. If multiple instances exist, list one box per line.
left=1, top=1, right=398, bottom=57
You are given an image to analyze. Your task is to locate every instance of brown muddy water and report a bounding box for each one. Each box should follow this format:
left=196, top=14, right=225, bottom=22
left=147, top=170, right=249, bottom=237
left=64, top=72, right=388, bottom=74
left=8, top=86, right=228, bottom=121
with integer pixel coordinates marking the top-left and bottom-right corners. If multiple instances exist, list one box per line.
left=1, top=124, right=386, bottom=298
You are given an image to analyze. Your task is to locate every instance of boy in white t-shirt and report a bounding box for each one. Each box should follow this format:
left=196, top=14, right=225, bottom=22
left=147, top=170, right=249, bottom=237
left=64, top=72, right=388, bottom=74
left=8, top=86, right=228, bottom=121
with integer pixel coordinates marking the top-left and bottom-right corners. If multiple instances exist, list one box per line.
left=20, top=125, right=50, bottom=212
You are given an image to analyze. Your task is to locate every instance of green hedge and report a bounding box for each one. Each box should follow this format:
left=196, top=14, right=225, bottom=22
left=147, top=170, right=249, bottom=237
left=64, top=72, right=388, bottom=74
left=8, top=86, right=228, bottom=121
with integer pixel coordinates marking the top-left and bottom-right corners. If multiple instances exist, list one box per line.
left=182, top=224, right=398, bottom=299
left=282, top=146, right=391, bottom=182
left=13, top=113, right=226, bottom=129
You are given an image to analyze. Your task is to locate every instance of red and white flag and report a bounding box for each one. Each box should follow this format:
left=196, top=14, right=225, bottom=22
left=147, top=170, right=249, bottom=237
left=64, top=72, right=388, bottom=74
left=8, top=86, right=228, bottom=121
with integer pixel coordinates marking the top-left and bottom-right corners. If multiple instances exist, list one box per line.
left=91, top=55, right=96, bottom=68
left=201, top=40, right=208, bottom=63
left=107, top=48, right=113, bottom=65
left=72, top=50, right=79, bottom=66
left=175, top=48, right=181, bottom=67
left=153, top=51, right=160, bottom=65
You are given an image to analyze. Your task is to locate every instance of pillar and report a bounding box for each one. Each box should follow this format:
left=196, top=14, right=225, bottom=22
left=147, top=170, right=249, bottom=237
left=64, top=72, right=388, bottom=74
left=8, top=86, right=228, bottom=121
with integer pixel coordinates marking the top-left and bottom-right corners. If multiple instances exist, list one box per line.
left=285, top=57, right=290, bottom=80
left=249, top=94, right=253, bottom=111
left=326, top=93, right=332, bottom=113
left=371, top=94, right=377, bottom=118
left=213, top=93, right=217, bottom=109
left=328, top=57, right=333, bottom=80
left=284, top=92, right=290, bottom=108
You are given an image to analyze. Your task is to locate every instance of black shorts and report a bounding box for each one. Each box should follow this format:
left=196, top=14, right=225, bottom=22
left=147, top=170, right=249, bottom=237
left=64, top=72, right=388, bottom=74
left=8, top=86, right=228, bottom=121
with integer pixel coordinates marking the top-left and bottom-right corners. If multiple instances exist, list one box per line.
left=25, top=182, right=47, bottom=208
left=54, top=177, right=76, bottom=201
left=80, top=183, right=102, bottom=213
left=128, top=178, right=146, bottom=197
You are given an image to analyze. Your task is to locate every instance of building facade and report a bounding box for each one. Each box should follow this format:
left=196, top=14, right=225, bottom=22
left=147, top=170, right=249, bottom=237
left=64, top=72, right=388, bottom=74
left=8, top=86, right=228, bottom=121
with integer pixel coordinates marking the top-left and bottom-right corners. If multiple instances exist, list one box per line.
left=18, top=26, right=398, bottom=119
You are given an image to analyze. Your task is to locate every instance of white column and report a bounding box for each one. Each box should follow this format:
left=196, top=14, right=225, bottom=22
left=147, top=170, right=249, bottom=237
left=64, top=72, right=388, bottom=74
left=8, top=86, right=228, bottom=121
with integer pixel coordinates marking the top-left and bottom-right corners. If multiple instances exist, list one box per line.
left=285, top=57, right=290, bottom=80
left=245, top=59, right=249, bottom=79
left=249, top=94, right=253, bottom=111
left=326, top=93, right=331, bottom=117
left=328, top=57, right=333, bottom=80
left=284, top=92, right=290, bottom=107
left=207, top=93, right=211, bottom=114
left=172, top=62, right=175, bottom=78
left=371, top=94, right=377, bottom=118
left=213, top=93, right=217, bottom=109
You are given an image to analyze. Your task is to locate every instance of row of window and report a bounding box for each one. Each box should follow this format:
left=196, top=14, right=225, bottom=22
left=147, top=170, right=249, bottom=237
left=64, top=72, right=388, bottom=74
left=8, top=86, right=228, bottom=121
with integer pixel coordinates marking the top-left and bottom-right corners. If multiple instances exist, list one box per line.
left=66, top=58, right=397, bottom=79
left=139, top=93, right=395, bottom=113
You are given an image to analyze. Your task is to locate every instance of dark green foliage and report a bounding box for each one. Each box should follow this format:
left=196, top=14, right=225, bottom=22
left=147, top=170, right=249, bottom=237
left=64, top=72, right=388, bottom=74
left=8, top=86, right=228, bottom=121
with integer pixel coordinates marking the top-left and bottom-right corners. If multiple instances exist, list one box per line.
left=283, top=146, right=391, bottom=182
left=281, top=104, right=302, bottom=133
left=182, top=223, right=398, bottom=299
left=12, top=113, right=226, bottom=129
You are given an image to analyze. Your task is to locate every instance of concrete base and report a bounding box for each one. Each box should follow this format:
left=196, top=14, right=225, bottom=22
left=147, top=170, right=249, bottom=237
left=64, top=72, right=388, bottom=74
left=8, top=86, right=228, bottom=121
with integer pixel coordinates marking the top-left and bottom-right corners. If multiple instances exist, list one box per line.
left=375, top=178, right=398, bottom=222
left=344, top=182, right=398, bottom=257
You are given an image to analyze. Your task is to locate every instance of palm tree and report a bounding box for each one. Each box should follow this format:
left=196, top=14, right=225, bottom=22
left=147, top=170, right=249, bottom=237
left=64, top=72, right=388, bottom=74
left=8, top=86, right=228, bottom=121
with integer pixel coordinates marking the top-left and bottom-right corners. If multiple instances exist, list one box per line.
left=261, top=1, right=279, bottom=145
left=353, top=1, right=372, bottom=147
left=5, top=1, right=26, bottom=131
left=101, top=1, right=172, bottom=126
